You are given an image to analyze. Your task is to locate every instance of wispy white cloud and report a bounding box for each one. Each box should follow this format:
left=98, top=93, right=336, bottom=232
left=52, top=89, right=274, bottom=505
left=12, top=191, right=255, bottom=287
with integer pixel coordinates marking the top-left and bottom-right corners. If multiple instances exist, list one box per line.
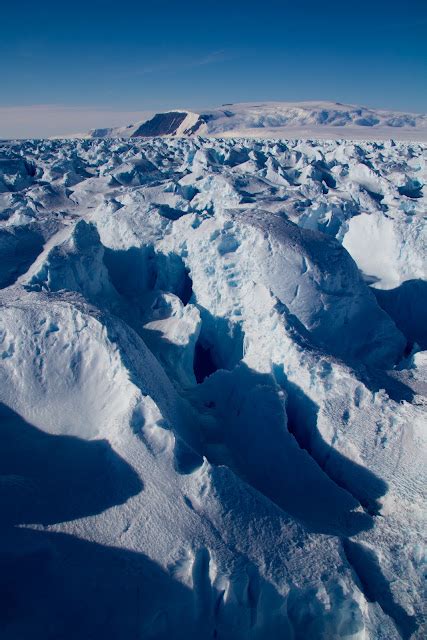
left=191, top=49, right=230, bottom=67
left=117, top=49, right=231, bottom=78
left=0, top=105, right=155, bottom=139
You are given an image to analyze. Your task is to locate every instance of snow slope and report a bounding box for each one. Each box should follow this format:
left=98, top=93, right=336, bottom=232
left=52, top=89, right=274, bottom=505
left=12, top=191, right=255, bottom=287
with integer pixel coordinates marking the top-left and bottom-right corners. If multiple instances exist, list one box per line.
left=0, top=135, right=426, bottom=639
left=88, top=101, right=427, bottom=142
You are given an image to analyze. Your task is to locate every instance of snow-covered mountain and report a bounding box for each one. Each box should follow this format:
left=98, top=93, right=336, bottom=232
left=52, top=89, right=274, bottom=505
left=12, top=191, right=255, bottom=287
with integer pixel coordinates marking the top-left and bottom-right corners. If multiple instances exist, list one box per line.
left=0, top=134, right=426, bottom=639
left=88, top=101, right=427, bottom=141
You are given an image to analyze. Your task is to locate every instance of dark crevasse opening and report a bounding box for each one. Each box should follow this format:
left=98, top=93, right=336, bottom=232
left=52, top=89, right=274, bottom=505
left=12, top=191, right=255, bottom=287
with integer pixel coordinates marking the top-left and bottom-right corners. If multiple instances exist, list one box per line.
left=103, top=246, right=193, bottom=306
left=152, top=252, right=193, bottom=305
left=342, top=540, right=417, bottom=640
left=0, top=226, right=45, bottom=289
left=193, top=341, right=218, bottom=383
left=373, top=279, right=427, bottom=350
left=178, top=268, right=193, bottom=305
left=192, top=312, right=245, bottom=384
left=103, top=246, right=157, bottom=299
left=398, top=181, right=423, bottom=199
left=157, top=204, right=187, bottom=222
left=272, top=365, right=388, bottom=517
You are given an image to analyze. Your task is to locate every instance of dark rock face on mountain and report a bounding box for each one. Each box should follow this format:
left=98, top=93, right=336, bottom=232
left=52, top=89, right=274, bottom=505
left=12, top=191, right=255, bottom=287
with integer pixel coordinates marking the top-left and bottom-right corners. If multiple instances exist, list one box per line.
left=133, top=111, right=188, bottom=137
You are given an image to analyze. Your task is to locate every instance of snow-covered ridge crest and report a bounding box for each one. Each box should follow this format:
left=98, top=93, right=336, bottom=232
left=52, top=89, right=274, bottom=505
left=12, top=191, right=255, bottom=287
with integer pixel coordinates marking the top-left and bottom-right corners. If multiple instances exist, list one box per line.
left=87, top=101, right=427, bottom=142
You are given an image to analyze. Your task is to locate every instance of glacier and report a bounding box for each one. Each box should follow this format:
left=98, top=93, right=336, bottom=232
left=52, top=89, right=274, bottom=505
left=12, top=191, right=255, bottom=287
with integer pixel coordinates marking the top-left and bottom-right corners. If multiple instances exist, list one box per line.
left=0, top=134, right=426, bottom=639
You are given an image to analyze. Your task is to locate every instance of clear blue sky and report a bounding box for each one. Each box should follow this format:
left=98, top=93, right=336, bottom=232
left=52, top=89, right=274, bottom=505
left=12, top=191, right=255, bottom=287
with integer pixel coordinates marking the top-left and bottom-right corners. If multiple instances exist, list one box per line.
left=1, top=0, right=426, bottom=135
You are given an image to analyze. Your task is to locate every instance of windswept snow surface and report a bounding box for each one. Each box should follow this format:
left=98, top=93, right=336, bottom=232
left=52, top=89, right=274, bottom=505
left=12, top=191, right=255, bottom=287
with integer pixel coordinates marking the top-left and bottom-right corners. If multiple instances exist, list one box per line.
left=88, top=102, right=427, bottom=142
left=0, top=135, right=426, bottom=639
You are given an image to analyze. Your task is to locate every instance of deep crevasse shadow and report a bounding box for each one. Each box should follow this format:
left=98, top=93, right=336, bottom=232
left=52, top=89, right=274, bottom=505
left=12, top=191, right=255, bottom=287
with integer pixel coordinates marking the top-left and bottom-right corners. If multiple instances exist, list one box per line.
left=193, top=310, right=245, bottom=384
left=0, top=403, right=143, bottom=526
left=103, top=245, right=193, bottom=308
left=373, top=279, right=427, bottom=351
left=0, top=403, right=192, bottom=638
left=0, top=526, right=347, bottom=640
left=0, top=405, right=290, bottom=640
left=0, top=226, right=45, bottom=289
left=189, top=362, right=385, bottom=536
left=360, top=367, right=415, bottom=404
left=342, top=539, right=417, bottom=640
left=0, top=527, right=194, bottom=640
left=273, top=368, right=388, bottom=517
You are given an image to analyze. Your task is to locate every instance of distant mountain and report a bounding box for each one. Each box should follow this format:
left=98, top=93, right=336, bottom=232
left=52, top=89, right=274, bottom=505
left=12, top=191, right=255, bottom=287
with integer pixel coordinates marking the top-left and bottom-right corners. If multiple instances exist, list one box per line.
left=88, top=101, right=427, bottom=141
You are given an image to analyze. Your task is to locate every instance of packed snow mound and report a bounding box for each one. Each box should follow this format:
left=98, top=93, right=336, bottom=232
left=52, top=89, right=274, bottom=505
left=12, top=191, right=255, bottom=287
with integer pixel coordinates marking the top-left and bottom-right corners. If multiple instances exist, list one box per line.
left=174, top=208, right=405, bottom=367
left=88, top=101, right=427, bottom=142
left=0, top=135, right=426, bottom=639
